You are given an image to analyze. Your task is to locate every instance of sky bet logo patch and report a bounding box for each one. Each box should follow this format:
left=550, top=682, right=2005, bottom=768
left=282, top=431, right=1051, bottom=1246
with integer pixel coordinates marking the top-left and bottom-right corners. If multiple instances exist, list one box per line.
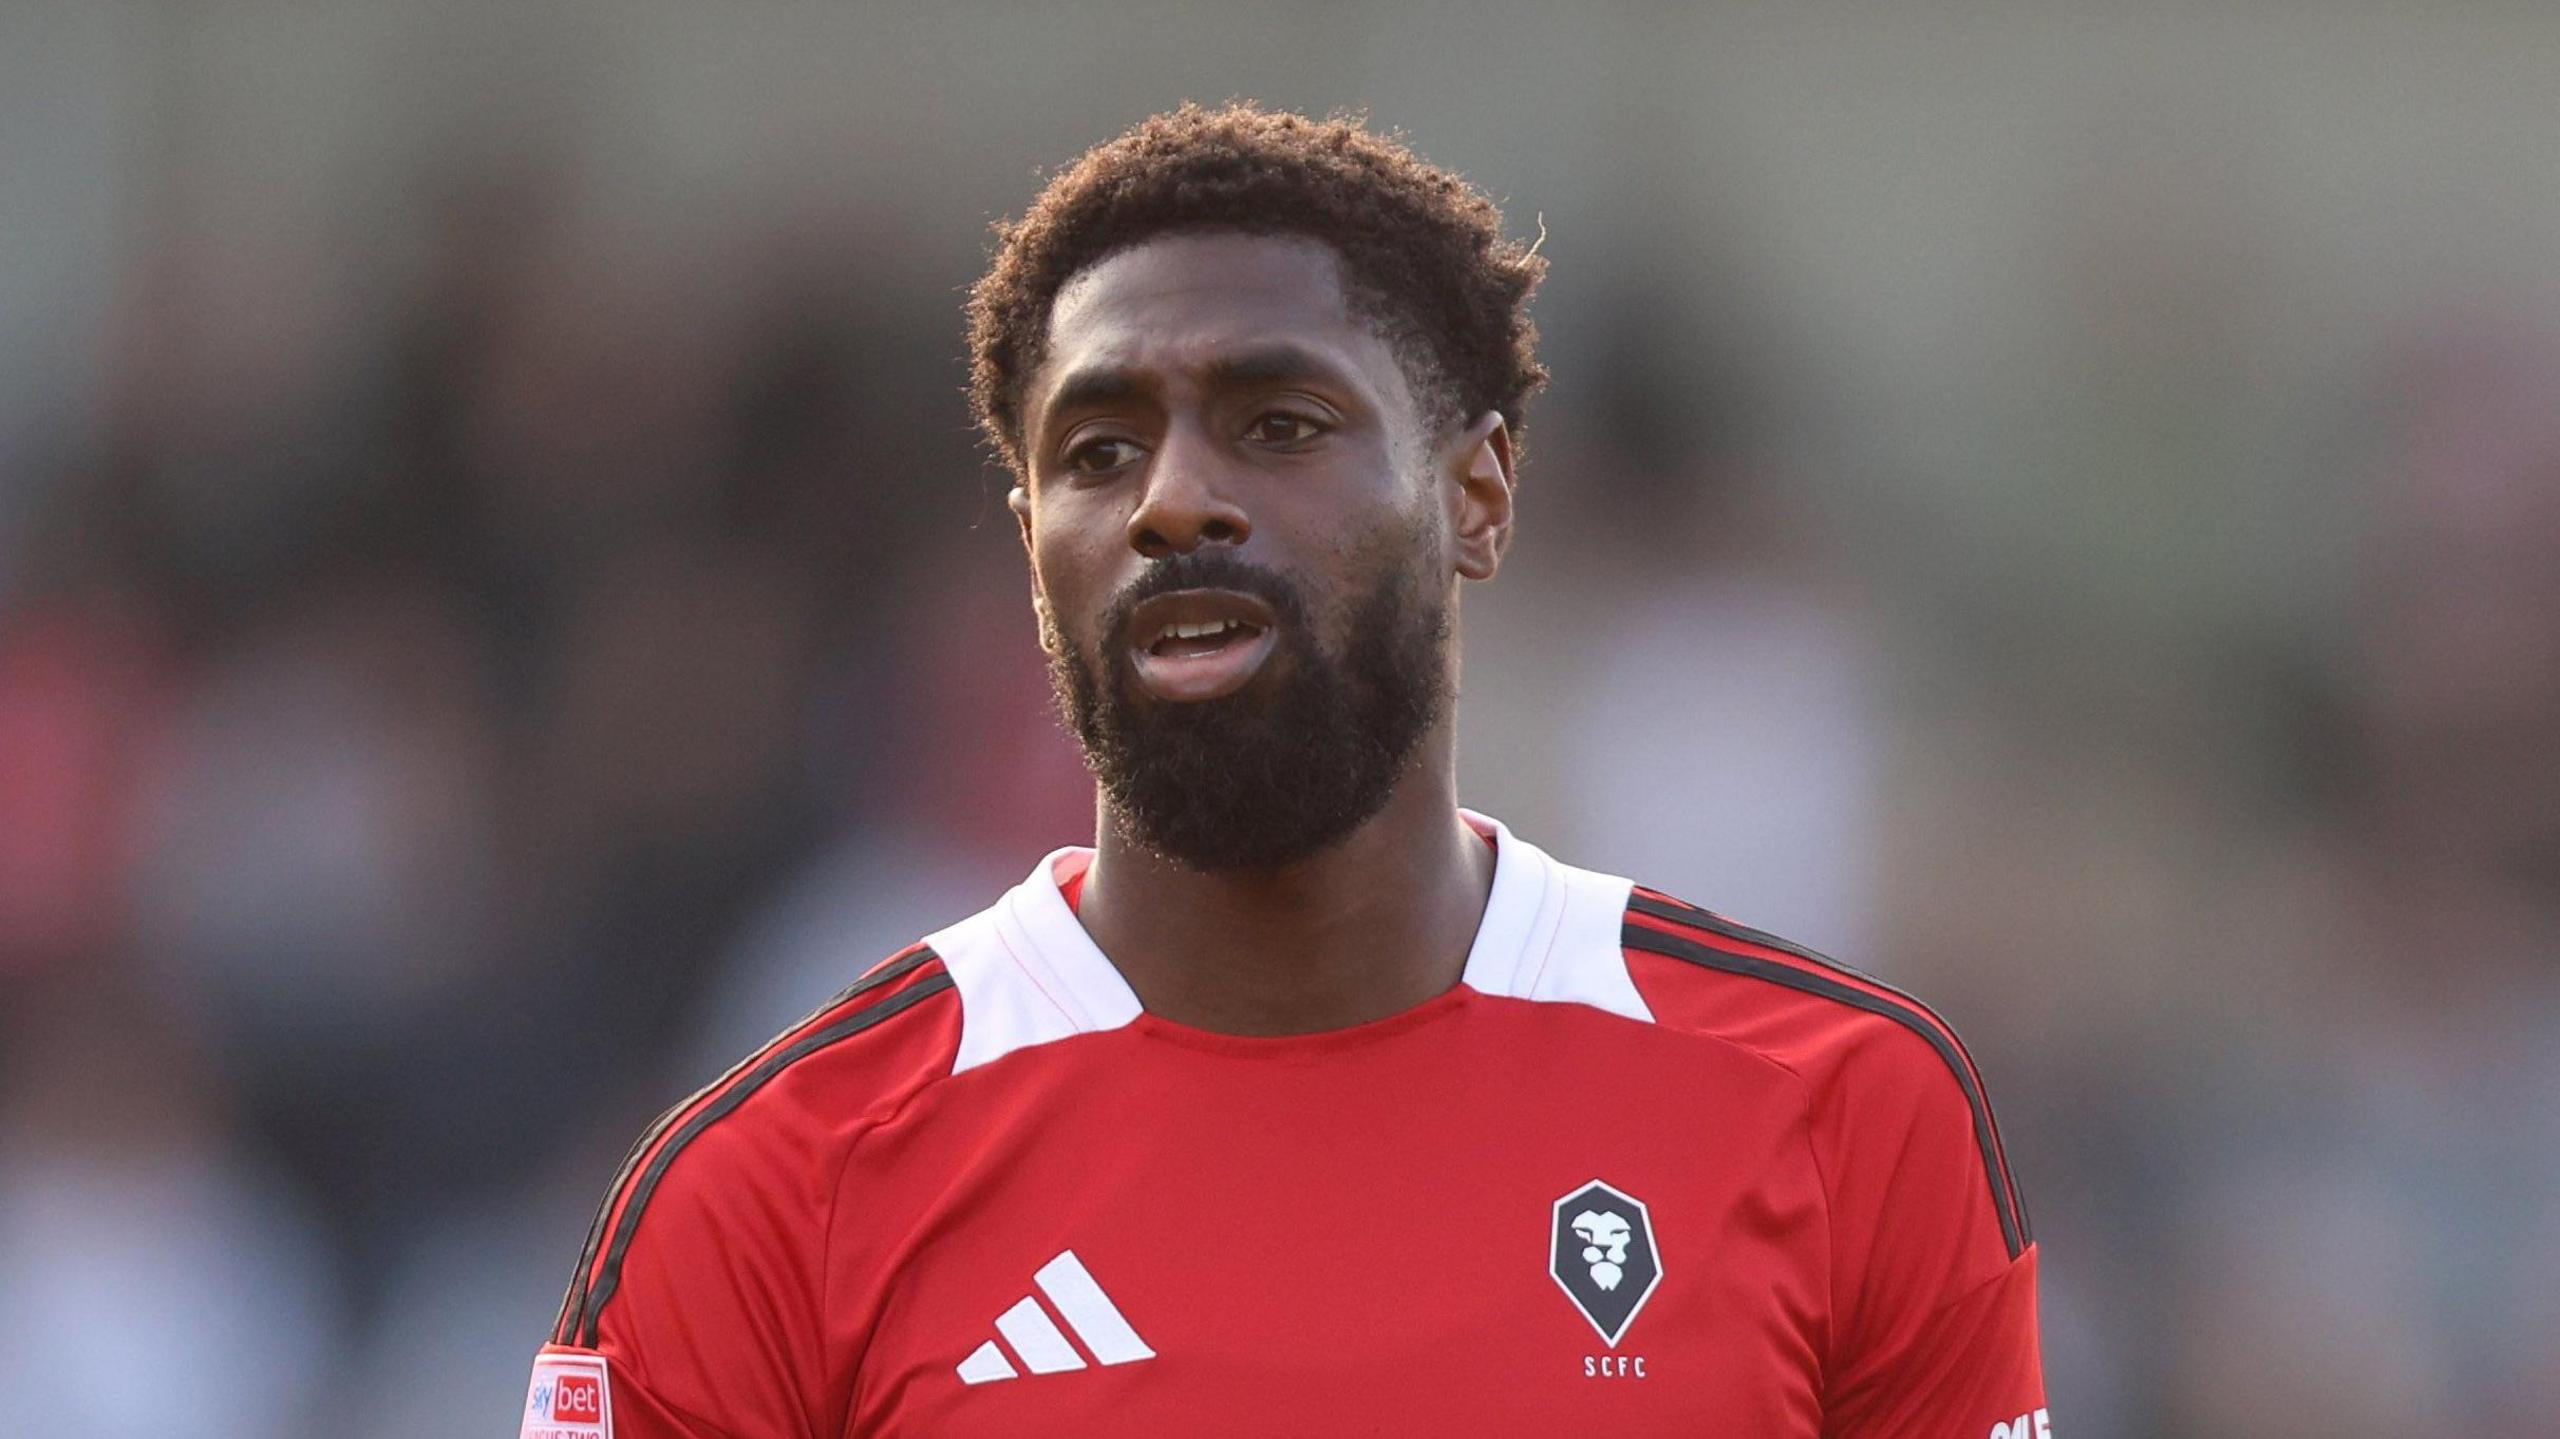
left=521, top=1350, right=613, bottom=1438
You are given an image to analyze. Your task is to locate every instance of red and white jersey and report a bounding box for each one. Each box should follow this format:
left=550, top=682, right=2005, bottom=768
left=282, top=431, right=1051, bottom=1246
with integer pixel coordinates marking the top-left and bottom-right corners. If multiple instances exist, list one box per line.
left=525, top=815, right=2045, bottom=1437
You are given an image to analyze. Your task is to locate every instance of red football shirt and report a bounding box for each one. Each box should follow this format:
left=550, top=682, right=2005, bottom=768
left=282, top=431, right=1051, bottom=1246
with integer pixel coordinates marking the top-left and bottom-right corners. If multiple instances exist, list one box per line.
left=523, top=814, right=2046, bottom=1437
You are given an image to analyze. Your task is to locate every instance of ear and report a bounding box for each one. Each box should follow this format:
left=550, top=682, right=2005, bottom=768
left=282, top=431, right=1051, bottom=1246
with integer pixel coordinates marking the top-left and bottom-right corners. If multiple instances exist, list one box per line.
left=1442, top=411, right=1515, bottom=582
left=1009, top=482, right=1065, bottom=656
left=1008, top=481, right=1035, bottom=552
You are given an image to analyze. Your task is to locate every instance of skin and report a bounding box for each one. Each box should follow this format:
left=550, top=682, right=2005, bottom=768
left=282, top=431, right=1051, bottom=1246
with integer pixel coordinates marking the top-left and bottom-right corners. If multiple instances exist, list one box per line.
left=1009, top=231, right=1518, bottom=1036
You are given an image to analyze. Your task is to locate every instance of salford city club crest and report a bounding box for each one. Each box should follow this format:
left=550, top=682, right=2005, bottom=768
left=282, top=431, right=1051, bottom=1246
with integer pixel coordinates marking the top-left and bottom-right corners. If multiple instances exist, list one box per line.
left=1549, top=1179, right=1663, bottom=1347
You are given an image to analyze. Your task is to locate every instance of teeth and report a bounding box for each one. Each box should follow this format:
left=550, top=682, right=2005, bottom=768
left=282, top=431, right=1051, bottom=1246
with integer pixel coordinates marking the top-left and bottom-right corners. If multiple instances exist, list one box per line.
left=1161, top=619, right=1243, bottom=642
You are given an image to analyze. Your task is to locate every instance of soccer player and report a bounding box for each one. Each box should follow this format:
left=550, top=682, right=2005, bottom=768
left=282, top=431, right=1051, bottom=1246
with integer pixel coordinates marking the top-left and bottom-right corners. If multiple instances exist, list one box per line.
left=523, top=103, right=2047, bottom=1437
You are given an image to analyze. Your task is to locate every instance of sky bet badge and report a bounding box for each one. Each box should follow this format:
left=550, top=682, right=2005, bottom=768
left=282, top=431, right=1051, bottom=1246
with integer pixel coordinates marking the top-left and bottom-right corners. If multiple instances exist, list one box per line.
left=1550, top=1179, right=1663, bottom=1347
left=521, top=1350, right=613, bottom=1438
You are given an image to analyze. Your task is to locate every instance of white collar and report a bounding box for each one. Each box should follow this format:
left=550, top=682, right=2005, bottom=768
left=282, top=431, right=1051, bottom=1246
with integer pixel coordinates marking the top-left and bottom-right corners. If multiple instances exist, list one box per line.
left=926, top=811, right=1647, bottom=1075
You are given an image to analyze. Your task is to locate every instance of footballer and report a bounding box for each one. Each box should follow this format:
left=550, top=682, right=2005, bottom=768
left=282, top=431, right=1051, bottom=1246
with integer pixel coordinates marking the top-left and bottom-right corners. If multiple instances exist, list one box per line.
left=524, top=103, right=2047, bottom=1437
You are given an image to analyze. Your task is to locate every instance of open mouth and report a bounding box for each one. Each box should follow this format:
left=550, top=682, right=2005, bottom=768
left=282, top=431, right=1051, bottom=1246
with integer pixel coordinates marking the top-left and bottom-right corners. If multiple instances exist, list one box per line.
left=1124, top=588, right=1282, bottom=703
left=1145, top=616, right=1266, bottom=660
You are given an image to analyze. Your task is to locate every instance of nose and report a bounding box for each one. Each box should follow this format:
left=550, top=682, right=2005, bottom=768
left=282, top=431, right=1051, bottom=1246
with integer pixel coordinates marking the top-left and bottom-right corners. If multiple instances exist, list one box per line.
left=1125, top=422, right=1251, bottom=558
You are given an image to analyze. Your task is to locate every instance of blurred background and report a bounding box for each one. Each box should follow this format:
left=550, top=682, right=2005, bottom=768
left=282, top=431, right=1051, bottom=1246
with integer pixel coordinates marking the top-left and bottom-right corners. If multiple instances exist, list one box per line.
left=3, top=3, right=2557, bottom=1434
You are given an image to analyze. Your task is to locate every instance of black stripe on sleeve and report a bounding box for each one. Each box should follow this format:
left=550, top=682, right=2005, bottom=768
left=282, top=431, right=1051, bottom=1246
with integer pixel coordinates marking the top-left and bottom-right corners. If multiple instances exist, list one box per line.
left=1628, top=892, right=1894, bottom=987
left=552, top=1118, right=665, bottom=1344
left=552, top=943, right=942, bottom=1346
left=576, top=969, right=954, bottom=1347
left=1628, top=890, right=2032, bottom=1241
left=1621, top=921, right=2029, bottom=1260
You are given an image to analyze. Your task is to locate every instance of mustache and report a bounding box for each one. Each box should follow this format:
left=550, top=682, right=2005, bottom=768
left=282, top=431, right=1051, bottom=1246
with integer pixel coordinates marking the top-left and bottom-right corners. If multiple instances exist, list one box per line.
left=1101, top=549, right=1310, bottom=651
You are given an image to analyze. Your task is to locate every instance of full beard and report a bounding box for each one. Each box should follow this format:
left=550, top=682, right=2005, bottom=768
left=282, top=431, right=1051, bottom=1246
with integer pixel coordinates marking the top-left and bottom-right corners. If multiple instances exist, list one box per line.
left=1046, top=526, right=1452, bottom=872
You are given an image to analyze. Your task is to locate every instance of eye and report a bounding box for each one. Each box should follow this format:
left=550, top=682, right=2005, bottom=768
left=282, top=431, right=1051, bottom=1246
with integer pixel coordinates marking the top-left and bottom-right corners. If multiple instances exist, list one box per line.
left=1246, top=411, right=1327, bottom=446
left=1063, top=436, right=1146, bottom=475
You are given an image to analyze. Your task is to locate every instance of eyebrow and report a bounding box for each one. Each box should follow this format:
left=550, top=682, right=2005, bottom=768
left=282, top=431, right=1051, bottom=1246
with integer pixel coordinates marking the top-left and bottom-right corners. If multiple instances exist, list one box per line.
left=1043, top=367, right=1149, bottom=418
left=1201, top=343, right=1349, bottom=392
left=1038, top=343, right=1355, bottom=425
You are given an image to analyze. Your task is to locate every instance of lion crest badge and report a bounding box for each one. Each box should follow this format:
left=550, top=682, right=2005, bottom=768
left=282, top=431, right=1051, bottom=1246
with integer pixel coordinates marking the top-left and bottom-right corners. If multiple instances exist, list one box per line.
left=1549, top=1179, right=1663, bottom=1347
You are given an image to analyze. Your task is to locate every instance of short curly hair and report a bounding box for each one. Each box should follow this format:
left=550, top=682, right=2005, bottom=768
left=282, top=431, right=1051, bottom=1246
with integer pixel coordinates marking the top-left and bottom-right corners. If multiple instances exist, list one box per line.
left=967, top=102, right=1549, bottom=477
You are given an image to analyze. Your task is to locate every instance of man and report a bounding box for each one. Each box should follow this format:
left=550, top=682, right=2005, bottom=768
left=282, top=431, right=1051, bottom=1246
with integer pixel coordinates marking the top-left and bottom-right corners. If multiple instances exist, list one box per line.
left=524, top=103, right=2047, bottom=1437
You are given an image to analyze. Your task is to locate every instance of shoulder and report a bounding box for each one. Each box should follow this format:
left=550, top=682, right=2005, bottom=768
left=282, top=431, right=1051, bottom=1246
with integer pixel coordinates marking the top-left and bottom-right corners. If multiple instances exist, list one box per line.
left=1619, top=886, right=1976, bottom=1082
left=1618, top=886, right=2031, bottom=1261
left=550, top=941, right=961, bottom=1348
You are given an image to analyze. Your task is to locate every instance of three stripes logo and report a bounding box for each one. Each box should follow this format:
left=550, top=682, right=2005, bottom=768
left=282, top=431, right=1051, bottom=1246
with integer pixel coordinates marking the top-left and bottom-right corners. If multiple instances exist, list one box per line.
left=956, top=1250, right=1155, bottom=1386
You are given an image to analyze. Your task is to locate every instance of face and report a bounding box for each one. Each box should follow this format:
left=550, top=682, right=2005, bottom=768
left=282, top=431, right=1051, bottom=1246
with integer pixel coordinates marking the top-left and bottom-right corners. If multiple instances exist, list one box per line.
left=1012, top=231, right=1515, bottom=870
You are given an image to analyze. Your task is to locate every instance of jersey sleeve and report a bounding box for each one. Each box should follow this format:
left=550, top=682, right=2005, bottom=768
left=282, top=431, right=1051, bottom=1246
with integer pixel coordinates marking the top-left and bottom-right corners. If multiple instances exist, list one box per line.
left=1823, top=1246, right=2047, bottom=1437
left=523, top=947, right=956, bottom=1439
left=1812, top=1015, right=2048, bottom=1436
left=525, top=1104, right=837, bottom=1439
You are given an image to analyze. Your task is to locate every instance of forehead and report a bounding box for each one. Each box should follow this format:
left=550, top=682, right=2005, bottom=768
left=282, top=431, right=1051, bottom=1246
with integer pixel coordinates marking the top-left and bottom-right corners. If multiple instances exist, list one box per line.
left=1033, top=232, right=1405, bottom=412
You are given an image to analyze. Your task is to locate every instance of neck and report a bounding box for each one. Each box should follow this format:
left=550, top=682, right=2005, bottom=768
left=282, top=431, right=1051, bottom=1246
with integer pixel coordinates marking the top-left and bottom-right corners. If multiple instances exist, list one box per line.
left=1077, top=727, right=1495, bottom=1036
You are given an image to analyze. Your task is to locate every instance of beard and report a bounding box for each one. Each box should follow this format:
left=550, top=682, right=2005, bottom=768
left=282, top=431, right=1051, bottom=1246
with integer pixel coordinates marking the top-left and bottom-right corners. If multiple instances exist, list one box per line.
left=1045, top=519, right=1451, bottom=872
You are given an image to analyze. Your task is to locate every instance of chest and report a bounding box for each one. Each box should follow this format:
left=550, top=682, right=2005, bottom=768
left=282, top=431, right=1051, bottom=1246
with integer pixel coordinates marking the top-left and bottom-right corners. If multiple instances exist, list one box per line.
left=838, top=1024, right=1830, bottom=1436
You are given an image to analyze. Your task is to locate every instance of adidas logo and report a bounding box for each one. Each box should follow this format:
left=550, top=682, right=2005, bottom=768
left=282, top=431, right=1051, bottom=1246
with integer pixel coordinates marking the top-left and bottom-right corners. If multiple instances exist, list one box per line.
left=956, top=1250, right=1155, bottom=1386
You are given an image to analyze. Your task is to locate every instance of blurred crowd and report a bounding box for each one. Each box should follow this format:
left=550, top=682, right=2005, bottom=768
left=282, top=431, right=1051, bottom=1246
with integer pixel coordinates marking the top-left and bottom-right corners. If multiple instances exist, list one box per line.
left=2, top=6, right=2556, bottom=1436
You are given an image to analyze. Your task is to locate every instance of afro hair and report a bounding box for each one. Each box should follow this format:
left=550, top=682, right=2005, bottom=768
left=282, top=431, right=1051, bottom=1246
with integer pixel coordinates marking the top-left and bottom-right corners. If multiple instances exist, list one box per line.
left=967, top=102, right=1548, bottom=476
